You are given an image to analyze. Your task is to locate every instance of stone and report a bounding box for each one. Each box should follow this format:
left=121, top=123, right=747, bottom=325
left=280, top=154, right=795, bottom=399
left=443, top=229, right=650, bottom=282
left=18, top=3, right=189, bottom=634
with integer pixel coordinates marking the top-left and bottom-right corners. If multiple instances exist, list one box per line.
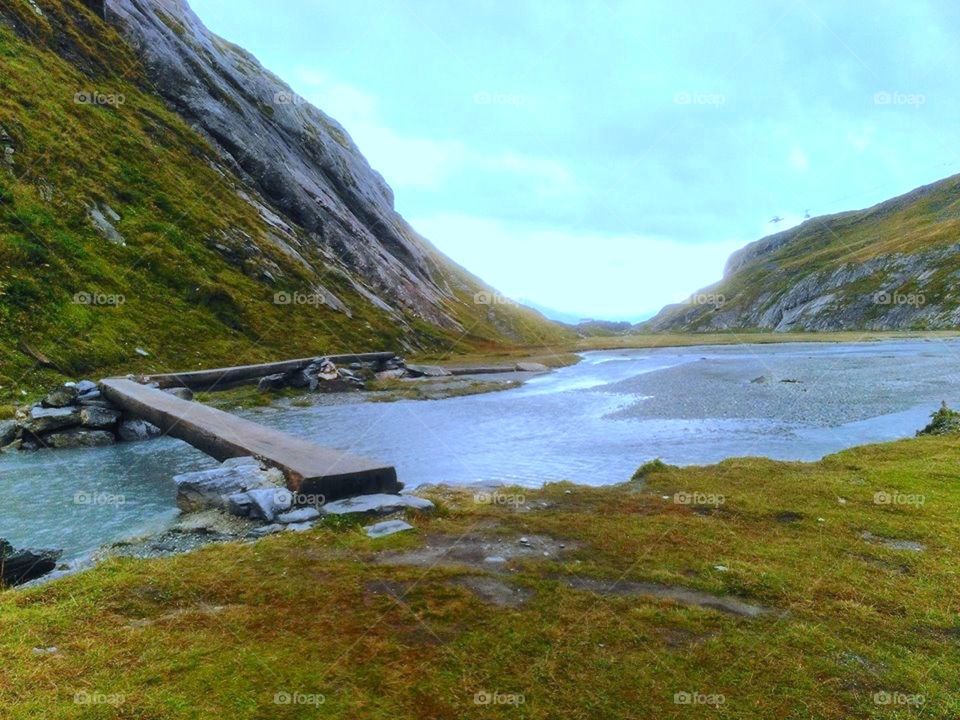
left=163, top=387, right=194, bottom=401
left=117, top=419, right=162, bottom=442
left=174, top=462, right=277, bottom=513
left=135, top=347, right=149, bottom=357
left=222, top=455, right=262, bottom=469
left=228, top=487, right=293, bottom=522
left=0, top=420, right=17, bottom=447
left=405, top=364, right=452, bottom=378
left=42, top=429, right=115, bottom=449
left=321, top=493, right=435, bottom=516
left=88, top=204, right=126, bottom=246
left=246, top=523, right=284, bottom=538
left=78, top=395, right=113, bottom=407
left=42, top=384, right=79, bottom=408
left=515, top=362, right=549, bottom=372
left=80, top=406, right=121, bottom=429
left=1, top=439, right=22, bottom=453
left=257, top=373, right=287, bottom=392
left=285, top=521, right=316, bottom=533
left=25, top=406, right=81, bottom=434
left=375, top=369, right=407, bottom=381
left=276, top=507, right=321, bottom=524
left=75, top=380, right=98, bottom=394
left=0, top=540, right=61, bottom=587
left=365, top=520, right=414, bottom=538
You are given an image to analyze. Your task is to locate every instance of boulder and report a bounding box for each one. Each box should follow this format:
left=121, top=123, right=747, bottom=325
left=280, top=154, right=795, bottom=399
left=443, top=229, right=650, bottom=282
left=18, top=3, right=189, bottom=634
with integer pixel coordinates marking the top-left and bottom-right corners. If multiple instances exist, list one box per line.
left=78, top=391, right=105, bottom=404
left=174, top=461, right=277, bottom=513
left=24, top=406, right=81, bottom=434
left=0, top=420, right=17, bottom=447
left=365, top=520, right=414, bottom=538
left=75, top=380, right=98, bottom=394
left=0, top=540, right=62, bottom=587
left=117, top=419, right=162, bottom=442
left=375, top=369, right=407, bottom=381
left=41, top=384, right=79, bottom=408
left=405, top=364, right=452, bottom=378
left=42, top=429, right=115, bottom=449
left=286, top=367, right=318, bottom=391
left=227, top=487, right=293, bottom=522
left=163, top=387, right=194, bottom=401
left=80, top=406, right=121, bottom=429
left=321, top=493, right=434, bottom=516
left=276, top=507, right=321, bottom=524
left=257, top=373, right=287, bottom=392
left=316, top=359, right=339, bottom=381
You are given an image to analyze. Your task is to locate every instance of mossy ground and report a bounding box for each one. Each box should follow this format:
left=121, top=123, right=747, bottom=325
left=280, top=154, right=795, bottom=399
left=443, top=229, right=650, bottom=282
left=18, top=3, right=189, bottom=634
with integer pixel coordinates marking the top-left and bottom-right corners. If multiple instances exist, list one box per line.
left=2, top=434, right=958, bottom=718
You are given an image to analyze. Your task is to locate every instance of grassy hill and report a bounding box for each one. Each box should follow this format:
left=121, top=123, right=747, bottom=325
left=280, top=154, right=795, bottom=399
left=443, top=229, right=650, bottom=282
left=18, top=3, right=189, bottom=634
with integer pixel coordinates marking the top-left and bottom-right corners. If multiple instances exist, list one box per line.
left=645, top=174, right=960, bottom=333
left=0, top=0, right=569, bottom=402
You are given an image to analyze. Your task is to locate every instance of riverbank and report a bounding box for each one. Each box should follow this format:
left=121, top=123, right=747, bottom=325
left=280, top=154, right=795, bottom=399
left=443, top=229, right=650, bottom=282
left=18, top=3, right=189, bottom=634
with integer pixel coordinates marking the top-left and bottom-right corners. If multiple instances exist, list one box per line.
left=2, top=431, right=958, bottom=718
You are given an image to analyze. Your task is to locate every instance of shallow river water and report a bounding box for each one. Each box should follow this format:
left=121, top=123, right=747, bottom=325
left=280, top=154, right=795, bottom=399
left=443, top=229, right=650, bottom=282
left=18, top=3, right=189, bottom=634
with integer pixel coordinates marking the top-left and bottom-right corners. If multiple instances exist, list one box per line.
left=3, top=338, right=959, bottom=559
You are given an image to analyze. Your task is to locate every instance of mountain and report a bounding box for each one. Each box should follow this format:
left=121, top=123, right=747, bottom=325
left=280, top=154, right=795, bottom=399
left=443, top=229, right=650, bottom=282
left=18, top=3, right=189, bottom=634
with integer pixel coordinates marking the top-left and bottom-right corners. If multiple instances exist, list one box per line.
left=645, top=173, right=960, bottom=332
left=0, top=0, right=567, bottom=397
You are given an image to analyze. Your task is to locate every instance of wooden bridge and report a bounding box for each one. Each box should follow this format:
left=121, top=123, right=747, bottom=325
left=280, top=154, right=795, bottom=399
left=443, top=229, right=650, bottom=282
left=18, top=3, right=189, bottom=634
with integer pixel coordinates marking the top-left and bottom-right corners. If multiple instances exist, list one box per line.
left=100, top=377, right=399, bottom=499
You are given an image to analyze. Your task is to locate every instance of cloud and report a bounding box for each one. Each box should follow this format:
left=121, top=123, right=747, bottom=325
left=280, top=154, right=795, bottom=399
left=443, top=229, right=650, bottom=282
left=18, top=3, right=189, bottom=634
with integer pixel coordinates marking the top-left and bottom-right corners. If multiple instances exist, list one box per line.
left=411, top=213, right=743, bottom=320
left=290, top=68, right=577, bottom=197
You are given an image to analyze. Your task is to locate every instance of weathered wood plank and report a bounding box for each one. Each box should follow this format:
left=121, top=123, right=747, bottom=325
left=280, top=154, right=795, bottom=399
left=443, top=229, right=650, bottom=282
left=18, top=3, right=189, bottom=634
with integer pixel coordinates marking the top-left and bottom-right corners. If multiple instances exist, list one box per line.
left=100, top=378, right=399, bottom=499
left=141, top=352, right=398, bottom=391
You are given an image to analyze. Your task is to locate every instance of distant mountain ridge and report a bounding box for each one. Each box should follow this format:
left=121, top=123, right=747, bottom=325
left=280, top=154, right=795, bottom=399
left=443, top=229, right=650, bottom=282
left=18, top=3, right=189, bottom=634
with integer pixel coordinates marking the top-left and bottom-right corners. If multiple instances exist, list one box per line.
left=645, top=173, right=960, bottom=332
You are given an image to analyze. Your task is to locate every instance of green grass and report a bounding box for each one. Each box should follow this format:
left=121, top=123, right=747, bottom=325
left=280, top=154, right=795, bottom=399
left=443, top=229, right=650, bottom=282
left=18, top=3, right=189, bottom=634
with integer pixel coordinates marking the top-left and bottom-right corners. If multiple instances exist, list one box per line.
left=2, top=433, right=959, bottom=718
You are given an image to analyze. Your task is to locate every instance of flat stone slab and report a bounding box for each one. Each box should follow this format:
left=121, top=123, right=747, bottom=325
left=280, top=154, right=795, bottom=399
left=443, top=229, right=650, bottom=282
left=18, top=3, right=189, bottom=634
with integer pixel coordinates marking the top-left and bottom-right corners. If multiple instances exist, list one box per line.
left=321, top=493, right=434, bottom=516
left=365, top=520, right=414, bottom=538
left=100, top=378, right=399, bottom=499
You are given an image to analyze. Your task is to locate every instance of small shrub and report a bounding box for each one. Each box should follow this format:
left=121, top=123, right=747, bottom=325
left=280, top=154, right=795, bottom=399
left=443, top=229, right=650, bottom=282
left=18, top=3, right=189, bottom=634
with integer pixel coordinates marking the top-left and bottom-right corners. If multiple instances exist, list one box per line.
left=632, top=458, right=672, bottom=481
left=917, top=401, right=960, bottom=436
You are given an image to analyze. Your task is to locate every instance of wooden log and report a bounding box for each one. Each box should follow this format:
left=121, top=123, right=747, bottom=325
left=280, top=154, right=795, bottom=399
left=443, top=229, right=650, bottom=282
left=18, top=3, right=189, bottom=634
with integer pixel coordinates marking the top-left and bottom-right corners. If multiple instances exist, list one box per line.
left=141, top=352, right=397, bottom=391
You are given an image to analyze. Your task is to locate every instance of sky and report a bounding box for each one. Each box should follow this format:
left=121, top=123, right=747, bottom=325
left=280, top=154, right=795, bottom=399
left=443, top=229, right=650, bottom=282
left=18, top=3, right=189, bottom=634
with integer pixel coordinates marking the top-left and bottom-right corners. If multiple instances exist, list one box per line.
left=189, top=0, right=960, bottom=321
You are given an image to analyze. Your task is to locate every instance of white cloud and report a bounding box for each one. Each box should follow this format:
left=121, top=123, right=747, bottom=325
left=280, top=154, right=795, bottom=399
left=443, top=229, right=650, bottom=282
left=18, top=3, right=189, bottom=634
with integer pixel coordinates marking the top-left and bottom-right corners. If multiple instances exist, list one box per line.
left=411, top=213, right=743, bottom=320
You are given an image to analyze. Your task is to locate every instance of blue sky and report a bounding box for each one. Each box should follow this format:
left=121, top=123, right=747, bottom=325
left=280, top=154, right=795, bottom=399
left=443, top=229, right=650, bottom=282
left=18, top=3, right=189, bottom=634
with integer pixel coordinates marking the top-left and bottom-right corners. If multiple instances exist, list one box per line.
left=190, top=0, right=960, bottom=321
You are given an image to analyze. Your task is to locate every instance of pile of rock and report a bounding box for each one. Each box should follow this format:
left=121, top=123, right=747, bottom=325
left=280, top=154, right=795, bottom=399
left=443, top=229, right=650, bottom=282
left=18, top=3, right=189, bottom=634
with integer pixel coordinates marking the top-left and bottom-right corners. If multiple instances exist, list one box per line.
left=1, top=380, right=170, bottom=453
left=0, top=539, right=61, bottom=588
left=256, top=355, right=423, bottom=393
left=173, top=457, right=434, bottom=538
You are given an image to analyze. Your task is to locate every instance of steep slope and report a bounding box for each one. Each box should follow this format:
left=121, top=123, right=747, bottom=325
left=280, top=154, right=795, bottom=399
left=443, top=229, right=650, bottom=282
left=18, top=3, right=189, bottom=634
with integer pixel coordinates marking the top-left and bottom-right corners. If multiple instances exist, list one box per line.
left=0, top=0, right=567, bottom=399
left=645, top=173, right=960, bottom=332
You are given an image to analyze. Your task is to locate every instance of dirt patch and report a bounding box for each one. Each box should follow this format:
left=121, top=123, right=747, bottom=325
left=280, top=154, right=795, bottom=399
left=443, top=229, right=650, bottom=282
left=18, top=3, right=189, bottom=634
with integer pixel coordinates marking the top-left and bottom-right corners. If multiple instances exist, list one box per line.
left=774, top=511, right=804, bottom=523
left=364, top=580, right=411, bottom=600
left=449, top=576, right=534, bottom=608
left=376, top=532, right=573, bottom=572
left=557, top=576, right=768, bottom=618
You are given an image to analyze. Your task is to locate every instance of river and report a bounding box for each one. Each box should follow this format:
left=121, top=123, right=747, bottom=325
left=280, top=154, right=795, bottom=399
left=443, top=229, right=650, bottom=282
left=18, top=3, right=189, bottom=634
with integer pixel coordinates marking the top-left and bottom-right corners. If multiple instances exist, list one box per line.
left=2, top=338, right=958, bottom=560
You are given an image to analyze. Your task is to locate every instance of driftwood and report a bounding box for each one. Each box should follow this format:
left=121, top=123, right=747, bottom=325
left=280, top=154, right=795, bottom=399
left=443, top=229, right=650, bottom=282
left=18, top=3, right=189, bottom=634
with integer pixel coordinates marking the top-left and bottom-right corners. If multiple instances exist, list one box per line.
left=0, top=540, right=61, bottom=587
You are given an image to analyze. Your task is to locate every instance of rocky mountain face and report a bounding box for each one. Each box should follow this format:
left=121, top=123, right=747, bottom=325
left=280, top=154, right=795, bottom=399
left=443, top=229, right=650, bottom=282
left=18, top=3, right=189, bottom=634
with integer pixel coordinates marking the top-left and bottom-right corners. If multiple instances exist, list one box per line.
left=645, top=174, right=960, bottom=332
left=0, top=0, right=565, bottom=396
left=103, top=0, right=455, bottom=328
